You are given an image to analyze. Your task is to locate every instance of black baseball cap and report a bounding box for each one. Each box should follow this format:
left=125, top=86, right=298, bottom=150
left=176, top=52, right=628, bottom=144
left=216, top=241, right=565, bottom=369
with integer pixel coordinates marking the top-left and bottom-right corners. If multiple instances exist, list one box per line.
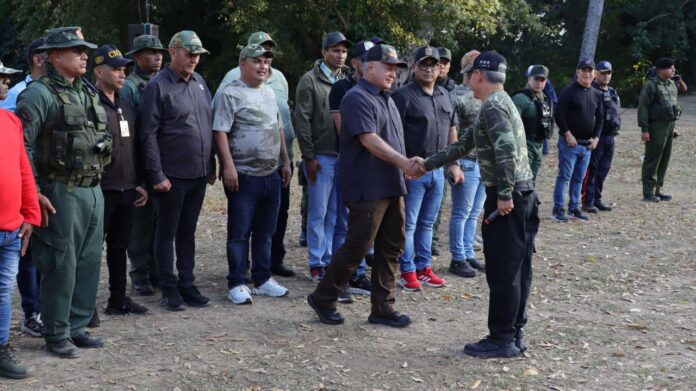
left=352, top=40, right=375, bottom=60
left=413, top=46, right=439, bottom=63
left=92, top=44, right=133, bottom=68
left=577, top=59, right=595, bottom=70
left=368, top=36, right=386, bottom=45
left=655, top=57, right=675, bottom=69
left=596, top=61, right=612, bottom=72
left=364, top=44, right=407, bottom=68
left=26, top=37, right=46, bottom=66
left=322, top=32, right=352, bottom=49
left=470, top=50, right=507, bottom=73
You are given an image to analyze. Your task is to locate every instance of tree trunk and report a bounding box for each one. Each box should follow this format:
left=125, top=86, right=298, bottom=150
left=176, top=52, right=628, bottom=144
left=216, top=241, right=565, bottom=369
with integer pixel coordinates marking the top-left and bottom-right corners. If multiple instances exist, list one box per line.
left=579, top=0, right=605, bottom=62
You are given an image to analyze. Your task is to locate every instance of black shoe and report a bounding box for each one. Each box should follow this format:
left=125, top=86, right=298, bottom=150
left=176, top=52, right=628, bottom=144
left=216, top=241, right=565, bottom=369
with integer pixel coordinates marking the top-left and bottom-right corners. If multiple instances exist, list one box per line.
left=594, top=200, right=613, bottom=211
left=449, top=260, right=476, bottom=278
left=271, top=264, right=296, bottom=277
left=105, top=296, right=149, bottom=315
left=131, top=276, right=155, bottom=296
left=551, top=207, right=569, bottom=222
left=464, top=336, right=520, bottom=358
left=0, top=344, right=32, bottom=379
left=368, top=311, right=411, bottom=328
left=87, top=310, right=100, bottom=328
left=567, top=208, right=589, bottom=221
left=515, top=329, right=527, bottom=353
left=160, top=290, right=185, bottom=311
left=45, top=339, right=80, bottom=359
left=431, top=247, right=440, bottom=256
left=643, top=195, right=660, bottom=203
left=179, top=285, right=210, bottom=307
left=467, top=258, right=486, bottom=272
left=71, top=332, right=104, bottom=349
left=307, top=294, right=344, bottom=325
left=582, top=203, right=599, bottom=213
left=656, top=192, right=672, bottom=201
left=337, top=288, right=354, bottom=304
left=348, top=275, right=371, bottom=296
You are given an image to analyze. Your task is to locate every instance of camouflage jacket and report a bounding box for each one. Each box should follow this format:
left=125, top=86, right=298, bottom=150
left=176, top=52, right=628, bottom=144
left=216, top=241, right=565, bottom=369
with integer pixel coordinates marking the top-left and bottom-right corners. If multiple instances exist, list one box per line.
left=425, top=90, right=533, bottom=200
left=450, top=84, right=481, bottom=159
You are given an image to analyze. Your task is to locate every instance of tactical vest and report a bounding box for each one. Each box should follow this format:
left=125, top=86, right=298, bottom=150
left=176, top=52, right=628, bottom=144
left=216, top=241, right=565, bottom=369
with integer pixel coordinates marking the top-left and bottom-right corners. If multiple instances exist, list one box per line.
left=648, top=77, right=682, bottom=122
left=514, top=89, right=553, bottom=142
left=599, top=87, right=621, bottom=135
left=36, top=76, right=111, bottom=188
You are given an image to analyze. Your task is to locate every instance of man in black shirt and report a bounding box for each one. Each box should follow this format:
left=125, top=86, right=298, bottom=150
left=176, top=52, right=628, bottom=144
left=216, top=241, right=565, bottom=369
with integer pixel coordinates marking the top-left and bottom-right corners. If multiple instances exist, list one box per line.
left=552, top=59, right=603, bottom=222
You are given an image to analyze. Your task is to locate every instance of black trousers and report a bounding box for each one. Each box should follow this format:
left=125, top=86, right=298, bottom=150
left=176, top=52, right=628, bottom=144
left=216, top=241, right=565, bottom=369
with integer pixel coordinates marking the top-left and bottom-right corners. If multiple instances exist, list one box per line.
left=582, top=133, right=615, bottom=205
left=271, top=165, right=292, bottom=268
left=103, top=189, right=138, bottom=304
left=154, top=177, right=207, bottom=293
left=481, top=187, right=539, bottom=344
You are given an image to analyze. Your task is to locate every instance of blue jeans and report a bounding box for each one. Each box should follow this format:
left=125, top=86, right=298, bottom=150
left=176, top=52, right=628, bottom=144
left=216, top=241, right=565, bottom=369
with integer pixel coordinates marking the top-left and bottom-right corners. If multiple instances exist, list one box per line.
left=304, top=155, right=338, bottom=269
left=333, top=165, right=368, bottom=279
left=449, top=160, right=486, bottom=261
left=225, top=172, right=281, bottom=288
left=554, top=138, right=591, bottom=210
left=400, top=168, right=445, bottom=273
left=0, top=229, right=21, bottom=345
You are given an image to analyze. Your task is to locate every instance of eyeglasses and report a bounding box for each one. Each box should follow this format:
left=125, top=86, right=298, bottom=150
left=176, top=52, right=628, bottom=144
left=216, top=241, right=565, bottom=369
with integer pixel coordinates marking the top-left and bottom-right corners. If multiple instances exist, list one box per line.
left=418, top=62, right=438, bottom=71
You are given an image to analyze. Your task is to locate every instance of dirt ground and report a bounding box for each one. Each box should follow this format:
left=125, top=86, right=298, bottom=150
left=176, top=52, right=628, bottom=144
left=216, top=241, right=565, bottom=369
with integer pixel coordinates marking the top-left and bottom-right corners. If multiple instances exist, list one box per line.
left=5, top=96, right=696, bottom=391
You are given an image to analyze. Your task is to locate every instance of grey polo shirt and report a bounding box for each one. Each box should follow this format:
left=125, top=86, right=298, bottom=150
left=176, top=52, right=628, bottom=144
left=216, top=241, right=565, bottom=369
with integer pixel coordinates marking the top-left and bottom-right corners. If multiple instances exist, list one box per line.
left=139, top=65, right=214, bottom=184
left=339, top=78, right=407, bottom=202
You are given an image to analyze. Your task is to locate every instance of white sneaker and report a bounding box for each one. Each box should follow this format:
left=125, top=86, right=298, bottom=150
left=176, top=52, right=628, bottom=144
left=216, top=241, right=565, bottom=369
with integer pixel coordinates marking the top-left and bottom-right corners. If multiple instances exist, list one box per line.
left=228, top=285, right=252, bottom=305
left=252, top=278, right=289, bottom=297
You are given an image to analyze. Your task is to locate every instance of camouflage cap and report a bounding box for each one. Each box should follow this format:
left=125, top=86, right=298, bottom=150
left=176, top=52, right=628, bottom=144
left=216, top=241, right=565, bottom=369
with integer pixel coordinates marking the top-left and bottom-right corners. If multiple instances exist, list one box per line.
left=247, top=31, right=276, bottom=47
left=364, top=44, right=407, bottom=68
left=126, top=34, right=167, bottom=56
left=169, top=30, right=209, bottom=55
left=0, top=61, right=22, bottom=76
left=239, top=44, right=274, bottom=61
left=37, top=27, right=97, bottom=50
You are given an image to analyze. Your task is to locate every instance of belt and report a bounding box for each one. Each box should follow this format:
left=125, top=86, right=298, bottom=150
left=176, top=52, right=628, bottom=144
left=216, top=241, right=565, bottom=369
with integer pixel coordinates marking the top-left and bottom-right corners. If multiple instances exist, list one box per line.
left=51, top=175, right=100, bottom=188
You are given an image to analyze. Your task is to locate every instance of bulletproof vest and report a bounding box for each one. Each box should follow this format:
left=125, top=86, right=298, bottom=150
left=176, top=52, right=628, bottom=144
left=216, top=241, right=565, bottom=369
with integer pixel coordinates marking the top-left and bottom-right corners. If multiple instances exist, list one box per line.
left=514, top=89, right=553, bottom=142
left=35, top=76, right=111, bottom=188
left=648, top=77, right=682, bottom=122
left=599, top=87, right=621, bottom=135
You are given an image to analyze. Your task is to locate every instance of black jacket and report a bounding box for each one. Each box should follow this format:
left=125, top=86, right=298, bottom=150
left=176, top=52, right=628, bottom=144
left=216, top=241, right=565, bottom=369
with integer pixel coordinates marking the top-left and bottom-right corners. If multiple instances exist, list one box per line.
left=99, top=90, right=142, bottom=191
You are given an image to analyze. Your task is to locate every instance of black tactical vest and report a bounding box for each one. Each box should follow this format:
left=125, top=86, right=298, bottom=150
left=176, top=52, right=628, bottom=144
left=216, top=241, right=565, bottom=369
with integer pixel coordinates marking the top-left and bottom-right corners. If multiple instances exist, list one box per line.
left=598, top=87, right=621, bottom=135
left=514, top=89, right=553, bottom=142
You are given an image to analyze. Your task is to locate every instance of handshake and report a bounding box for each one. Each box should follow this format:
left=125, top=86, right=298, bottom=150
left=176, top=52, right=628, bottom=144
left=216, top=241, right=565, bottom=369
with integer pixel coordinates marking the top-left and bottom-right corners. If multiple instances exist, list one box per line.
left=402, top=156, right=464, bottom=185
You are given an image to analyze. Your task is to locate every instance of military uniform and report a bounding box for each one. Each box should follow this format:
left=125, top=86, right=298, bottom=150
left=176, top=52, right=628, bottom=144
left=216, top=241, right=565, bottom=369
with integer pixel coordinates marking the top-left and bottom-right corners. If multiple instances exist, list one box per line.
left=512, top=87, right=554, bottom=182
left=16, top=27, right=108, bottom=356
left=639, top=74, right=681, bottom=198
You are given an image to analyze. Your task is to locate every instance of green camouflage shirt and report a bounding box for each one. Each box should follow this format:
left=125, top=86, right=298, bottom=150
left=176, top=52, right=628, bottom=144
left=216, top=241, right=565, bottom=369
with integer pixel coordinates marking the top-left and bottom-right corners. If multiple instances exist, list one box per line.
left=425, top=90, right=533, bottom=200
left=450, top=83, right=481, bottom=159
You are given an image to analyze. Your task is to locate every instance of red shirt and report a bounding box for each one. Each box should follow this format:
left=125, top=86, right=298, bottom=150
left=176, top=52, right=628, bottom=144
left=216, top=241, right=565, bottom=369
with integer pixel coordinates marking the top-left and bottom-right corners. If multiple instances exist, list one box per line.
left=0, top=109, right=40, bottom=231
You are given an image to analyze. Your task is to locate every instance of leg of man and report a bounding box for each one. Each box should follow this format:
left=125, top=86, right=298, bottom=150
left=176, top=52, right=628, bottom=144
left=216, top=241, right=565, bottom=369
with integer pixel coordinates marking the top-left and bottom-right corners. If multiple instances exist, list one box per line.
left=583, top=138, right=602, bottom=206
left=127, top=200, right=157, bottom=286
left=104, top=191, right=136, bottom=307
left=226, top=175, right=262, bottom=289
left=313, top=199, right=390, bottom=309
left=173, top=178, right=207, bottom=289
left=271, top=166, right=291, bottom=270
left=250, top=173, right=281, bottom=287
left=568, top=147, right=591, bottom=211
left=305, top=155, right=338, bottom=270
left=448, top=172, right=467, bottom=262
left=17, top=249, right=41, bottom=324
left=655, top=122, right=675, bottom=195
left=399, top=176, right=427, bottom=274
left=430, top=177, right=446, bottom=252
left=413, top=168, right=445, bottom=271
left=642, top=121, right=672, bottom=197
left=553, top=139, right=575, bottom=210
left=370, top=197, right=405, bottom=316
left=514, top=192, right=540, bottom=335
left=0, top=230, right=21, bottom=345
left=593, top=134, right=616, bottom=204
left=463, top=164, right=486, bottom=261
left=333, top=173, right=367, bottom=281
left=154, top=180, right=187, bottom=294
left=526, top=140, right=544, bottom=184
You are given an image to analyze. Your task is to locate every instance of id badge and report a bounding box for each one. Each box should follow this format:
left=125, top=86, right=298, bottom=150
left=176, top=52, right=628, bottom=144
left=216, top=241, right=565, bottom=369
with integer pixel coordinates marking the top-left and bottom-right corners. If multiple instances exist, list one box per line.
left=119, top=120, right=130, bottom=137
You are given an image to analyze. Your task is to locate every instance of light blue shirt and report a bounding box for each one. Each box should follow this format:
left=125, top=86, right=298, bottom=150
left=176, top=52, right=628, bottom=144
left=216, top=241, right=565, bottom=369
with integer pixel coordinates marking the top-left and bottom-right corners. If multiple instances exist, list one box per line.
left=0, top=75, right=32, bottom=112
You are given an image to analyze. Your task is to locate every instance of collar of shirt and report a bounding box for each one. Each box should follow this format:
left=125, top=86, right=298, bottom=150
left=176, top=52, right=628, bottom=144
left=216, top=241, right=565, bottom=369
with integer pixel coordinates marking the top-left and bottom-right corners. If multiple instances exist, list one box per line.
left=24, top=75, right=33, bottom=84
left=320, top=61, right=341, bottom=84
left=45, top=63, right=84, bottom=91
left=163, top=64, right=200, bottom=84
left=358, top=78, right=392, bottom=99
left=98, top=89, right=121, bottom=110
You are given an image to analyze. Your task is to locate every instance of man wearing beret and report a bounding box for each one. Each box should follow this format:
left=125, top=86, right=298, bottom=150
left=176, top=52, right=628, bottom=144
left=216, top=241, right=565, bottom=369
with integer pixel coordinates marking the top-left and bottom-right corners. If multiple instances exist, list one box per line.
left=295, top=32, right=351, bottom=282
left=139, top=30, right=216, bottom=311
left=92, top=45, right=149, bottom=316
left=639, top=57, right=684, bottom=202
left=16, top=26, right=109, bottom=358
left=122, top=34, right=168, bottom=296
left=415, top=51, right=539, bottom=358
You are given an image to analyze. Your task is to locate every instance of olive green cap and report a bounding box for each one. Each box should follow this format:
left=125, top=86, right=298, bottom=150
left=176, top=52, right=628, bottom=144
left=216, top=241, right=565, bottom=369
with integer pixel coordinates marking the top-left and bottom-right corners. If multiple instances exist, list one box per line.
left=126, top=35, right=167, bottom=56
left=37, top=27, right=97, bottom=50
left=247, top=31, right=276, bottom=47
left=239, top=44, right=274, bottom=61
left=169, top=30, right=209, bottom=55
left=437, top=47, right=452, bottom=61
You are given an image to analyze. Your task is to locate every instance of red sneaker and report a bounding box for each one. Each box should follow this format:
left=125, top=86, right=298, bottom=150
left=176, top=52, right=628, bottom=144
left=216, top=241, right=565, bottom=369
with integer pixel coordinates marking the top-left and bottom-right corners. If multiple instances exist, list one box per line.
left=310, top=267, right=324, bottom=283
left=417, top=267, right=446, bottom=287
left=399, top=272, right=422, bottom=291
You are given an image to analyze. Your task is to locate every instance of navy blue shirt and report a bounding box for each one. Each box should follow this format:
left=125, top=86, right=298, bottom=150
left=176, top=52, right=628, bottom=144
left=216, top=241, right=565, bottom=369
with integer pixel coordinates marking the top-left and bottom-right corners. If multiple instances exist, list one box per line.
left=339, top=78, right=407, bottom=202
left=392, top=81, right=457, bottom=158
left=139, top=65, right=214, bottom=184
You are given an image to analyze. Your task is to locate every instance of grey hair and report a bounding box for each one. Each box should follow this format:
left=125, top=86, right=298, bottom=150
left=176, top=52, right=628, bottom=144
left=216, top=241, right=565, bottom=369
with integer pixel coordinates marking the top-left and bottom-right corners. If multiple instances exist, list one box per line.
left=482, top=70, right=506, bottom=84
left=361, top=62, right=370, bottom=73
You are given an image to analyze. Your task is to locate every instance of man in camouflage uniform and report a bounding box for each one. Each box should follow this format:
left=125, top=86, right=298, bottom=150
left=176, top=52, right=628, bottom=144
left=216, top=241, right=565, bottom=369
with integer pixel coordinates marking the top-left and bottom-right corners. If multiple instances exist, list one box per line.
left=639, top=57, right=683, bottom=202
left=213, top=44, right=292, bottom=305
left=415, top=51, right=539, bottom=358
left=122, top=34, right=167, bottom=295
left=16, top=27, right=109, bottom=358
left=511, top=64, right=554, bottom=183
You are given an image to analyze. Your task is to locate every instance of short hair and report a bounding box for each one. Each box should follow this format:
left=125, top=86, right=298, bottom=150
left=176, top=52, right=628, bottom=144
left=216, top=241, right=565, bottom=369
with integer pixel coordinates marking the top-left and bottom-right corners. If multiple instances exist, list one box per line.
left=361, top=61, right=370, bottom=73
left=482, top=70, right=506, bottom=84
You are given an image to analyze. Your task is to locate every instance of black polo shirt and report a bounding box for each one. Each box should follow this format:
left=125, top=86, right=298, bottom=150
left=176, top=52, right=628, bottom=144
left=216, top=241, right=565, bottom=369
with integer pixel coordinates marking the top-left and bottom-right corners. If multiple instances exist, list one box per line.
left=339, top=78, right=407, bottom=202
left=392, top=81, right=457, bottom=158
left=329, top=73, right=358, bottom=113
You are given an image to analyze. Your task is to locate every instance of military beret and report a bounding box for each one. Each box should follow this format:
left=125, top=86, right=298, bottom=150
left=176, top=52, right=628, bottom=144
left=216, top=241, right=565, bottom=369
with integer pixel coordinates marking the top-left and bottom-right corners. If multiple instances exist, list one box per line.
left=655, top=57, right=675, bottom=69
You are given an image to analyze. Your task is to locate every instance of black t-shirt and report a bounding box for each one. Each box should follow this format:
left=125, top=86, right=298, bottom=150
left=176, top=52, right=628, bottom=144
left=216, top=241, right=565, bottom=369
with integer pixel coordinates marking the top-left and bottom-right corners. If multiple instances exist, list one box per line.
left=339, top=78, right=407, bottom=202
left=329, top=73, right=357, bottom=113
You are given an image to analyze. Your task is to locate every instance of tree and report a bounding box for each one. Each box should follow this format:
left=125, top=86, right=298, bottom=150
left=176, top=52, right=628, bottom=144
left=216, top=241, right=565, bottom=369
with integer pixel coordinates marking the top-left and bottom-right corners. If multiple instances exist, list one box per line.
left=579, top=0, right=605, bottom=62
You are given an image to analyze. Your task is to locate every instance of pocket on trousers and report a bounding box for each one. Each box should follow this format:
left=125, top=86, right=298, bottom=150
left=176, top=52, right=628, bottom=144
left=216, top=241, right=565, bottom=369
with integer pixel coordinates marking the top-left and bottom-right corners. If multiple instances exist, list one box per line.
left=526, top=194, right=541, bottom=234
left=32, top=234, right=69, bottom=274
left=460, top=159, right=476, bottom=172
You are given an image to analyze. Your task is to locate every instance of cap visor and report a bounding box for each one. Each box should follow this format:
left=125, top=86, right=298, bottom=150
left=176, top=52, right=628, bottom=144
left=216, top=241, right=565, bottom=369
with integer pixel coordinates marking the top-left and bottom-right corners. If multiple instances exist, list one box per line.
left=125, top=46, right=168, bottom=56
left=383, top=60, right=407, bottom=68
left=188, top=48, right=210, bottom=55
left=416, top=56, right=439, bottom=64
left=38, top=40, right=98, bottom=50
left=0, top=67, right=22, bottom=74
